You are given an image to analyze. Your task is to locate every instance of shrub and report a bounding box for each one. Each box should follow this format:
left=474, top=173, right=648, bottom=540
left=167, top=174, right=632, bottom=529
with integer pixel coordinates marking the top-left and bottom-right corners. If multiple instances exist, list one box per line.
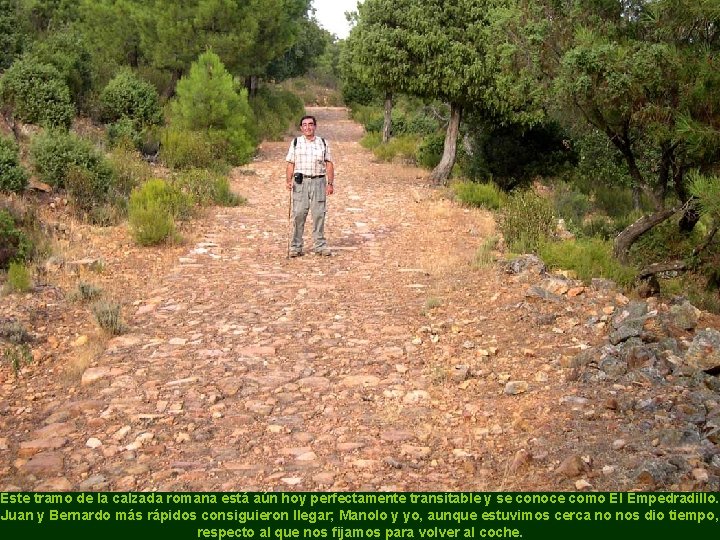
left=0, top=135, right=29, bottom=192
left=128, top=179, right=191, bottom=245
left=473, top=236, right=499, bottom=268
left=499, top=189, right=555, bottom=254
left=106, top=117, right=141, bottom=149
left=100, top=69, right=163, bottom=127
left=173, top=169, right=245, bottom=207
left=160, top=128, right=215, bottom=170
left=0, top=58, right=74, bottom=128
left=92, top=301, right=125, bottom=335
left=359, top=132, right=381, bottom=150
left=0, top=208, right=32, bottom=269
left=6, top=261, right=32, bottom=292
left=539, top=238, right=637, bottom=286
left=169, top=51, right=255, bottom=166
left=30, top=130, right=110, bottom=189
left=249, top=85, right=304, bottom=142
left=552, top=183, right=591, bottom=229
left=372, top=135, right=419, bottom=162
left=107, top=145, right=153, bottom=197
left=416, top=132, right=445, bottom=169
left=3, top=343, right=32, bottom=376
left=453, top=181, right=504, bottom=210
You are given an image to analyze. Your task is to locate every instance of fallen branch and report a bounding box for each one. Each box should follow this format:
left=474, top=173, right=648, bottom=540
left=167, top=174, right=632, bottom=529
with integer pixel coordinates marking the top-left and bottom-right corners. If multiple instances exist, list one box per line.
left=638, top=260, right=687, bottom=279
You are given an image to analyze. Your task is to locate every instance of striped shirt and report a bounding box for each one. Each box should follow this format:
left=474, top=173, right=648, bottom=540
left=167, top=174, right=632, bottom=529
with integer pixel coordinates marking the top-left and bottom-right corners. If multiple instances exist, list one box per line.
left=286, top=136, right=333, bottom=177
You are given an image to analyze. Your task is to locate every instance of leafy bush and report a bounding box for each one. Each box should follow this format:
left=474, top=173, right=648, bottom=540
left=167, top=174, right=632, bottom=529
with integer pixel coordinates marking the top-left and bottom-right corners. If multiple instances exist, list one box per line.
left=453, top=181, right=504, bottom=210
left=30, top=129, right=112, bottom=189
left=173, top=169, right=245, bottom=207
left=100, top=69, right=163, bottom=127
left=539, top=238, right=636, bottom=286
left=169, top=51, right=255, bottom=166
left=25, top=29, right=93, bottom=111
left=249, top=85, right=303, bottom=141
left=6, top=261, right=32, bottom=293
left=499, top=189, right=555, bottom=254
left=106, top=117, right=141, bottom=149
left=107, top=145, right=153, bottom=197
left=359, top=131, right=381, bottom=150
left=128, top=179, right=191, bottom=245
left=160, top=128, right=216, bottom=170
left=552, top=183, right=592, bottom=229
left=0, top=58, right=74, bottom=128
left=372, top=135, right=419, bottom=162
left=64, top=164, right=115, bottom=219
left=416, top=132, right=446, bottom=169
left=0, top=135, right=29, bottom=192
left=0, top=208, right=32, bottom=269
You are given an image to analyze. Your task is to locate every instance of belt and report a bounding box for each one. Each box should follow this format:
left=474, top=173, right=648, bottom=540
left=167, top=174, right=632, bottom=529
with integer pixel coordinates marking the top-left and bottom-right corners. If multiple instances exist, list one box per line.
left=304, top=174, right=325, bottom=179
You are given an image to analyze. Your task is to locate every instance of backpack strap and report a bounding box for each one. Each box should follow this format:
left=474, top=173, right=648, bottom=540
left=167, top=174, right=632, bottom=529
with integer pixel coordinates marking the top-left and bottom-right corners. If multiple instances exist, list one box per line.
left=294, top=137, right=328, bottom=161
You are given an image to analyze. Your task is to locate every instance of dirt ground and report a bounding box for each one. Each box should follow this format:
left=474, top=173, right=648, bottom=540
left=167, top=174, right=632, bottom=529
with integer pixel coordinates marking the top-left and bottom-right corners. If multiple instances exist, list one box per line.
left=1, top=107, right=718, bottom=492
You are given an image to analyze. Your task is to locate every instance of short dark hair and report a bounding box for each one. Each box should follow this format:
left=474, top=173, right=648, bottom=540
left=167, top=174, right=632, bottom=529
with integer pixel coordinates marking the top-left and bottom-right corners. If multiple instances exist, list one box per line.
left=300, top=115, right=316, bottom=126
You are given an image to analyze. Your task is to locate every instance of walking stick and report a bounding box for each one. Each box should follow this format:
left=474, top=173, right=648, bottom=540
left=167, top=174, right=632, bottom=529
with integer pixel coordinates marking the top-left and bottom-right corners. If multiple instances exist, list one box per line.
left=287, top=186, right=293, bottom=258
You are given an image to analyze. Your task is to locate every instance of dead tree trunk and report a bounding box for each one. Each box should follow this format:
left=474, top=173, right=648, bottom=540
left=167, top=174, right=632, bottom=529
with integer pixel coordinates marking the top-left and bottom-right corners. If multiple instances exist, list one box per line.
left=382, top=92, right=392, bottom=144
left=429, top=103, right=462, bottom=185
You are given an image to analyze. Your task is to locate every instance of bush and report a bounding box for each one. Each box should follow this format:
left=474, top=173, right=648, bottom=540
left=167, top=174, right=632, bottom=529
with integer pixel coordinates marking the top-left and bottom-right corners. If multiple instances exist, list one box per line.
left=106, top=117, right=141, bottom=149
left=169, top=51, right=255, bottom=166
left=416, top=132, right=446, bottom=169
left=359, top=131, right=381, bottom=150
left=30, top=130, right=109, bottom=189
left=6, top=261, right=32, bottom=293
left=453, top=181, right=504, bottom=210
left=499, top=189, right=555, bottom=254
left=64, top=163, right=115, bottom=219
left=128, top=179, right=191, bottom=245
left=372, top=135, right=419, bottom=162
left=0, top=58, right=74, bottom=128
left=249, top=85, right=303, bottom=142
left=0, top=135, right=29, bottom=192
left=552, top=183, right=592, bottom=229
left=107, top=145, right=153, bottom=197
left=92, top=300, right=125, bottom=335
left=160, top=128, right=216, bottom=170
left=100, top=70, right=163, bottom=127
left=173, top=169, right=245, bottom=207
left=539, top=238, right=637, bottom=286
left=0, top=208, right=32, bottom=269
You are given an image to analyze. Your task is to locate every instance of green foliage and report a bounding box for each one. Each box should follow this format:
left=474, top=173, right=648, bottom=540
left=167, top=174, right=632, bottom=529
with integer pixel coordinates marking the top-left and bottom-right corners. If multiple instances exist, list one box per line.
left=0, top=57, right=74, bottom=128
left=539, top=238, right=637, bottom=287
left=359, top=132, right=381, bottom=150
left=453, top=181, right=504, bottom=210
left=473, top=235, right=499, bottom=269
left=0, top=208, right=32, bottom=269
left=25, top=29, right=93, bottom=111
left=689, top=171, right=720, bottom=221
left=64, top=164, right=115, bottom=220
left=100, top=70, right=163, bottom=127
left=499, top=190, right=555, bottom=254
left=551, top=183, right=591, bottom=230
left=0, top=319, right=30, bottom=344
left=106, top=145, right=153, bottom=197
left=0, top=135, right=29, bottom=192
left=128, top=179, right=191, bottom=246
left=371, top=135, right=419, bottom=162
left=172, top=169, right=245, bottom=207
left=73, top=282, right=102, bottom=302
left=160, top=128, right=215, bottom=170
left=169, top=52, right=255, bottom=166
left=3, top=343, right=32, bottom=376
left=6, top=261, right=32, bottom=293
left=30, top=129, right=113, bottom=191
left=0, top=0, right=27, bottom=71
left=249, top=85, right=304, bottom=141
left=91, top=300, right=125, bottom=335
left=416, top=132, right=445, bottom=169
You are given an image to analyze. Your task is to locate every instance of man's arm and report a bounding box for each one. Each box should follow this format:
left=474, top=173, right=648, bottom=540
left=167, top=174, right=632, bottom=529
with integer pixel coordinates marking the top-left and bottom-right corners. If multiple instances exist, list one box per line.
left=286, top=162, right=294, bottom=190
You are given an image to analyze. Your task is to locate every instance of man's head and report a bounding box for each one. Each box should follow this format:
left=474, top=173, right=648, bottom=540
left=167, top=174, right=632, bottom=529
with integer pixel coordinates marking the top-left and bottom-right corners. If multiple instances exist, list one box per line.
left=300, top=115, right=317, bottom=138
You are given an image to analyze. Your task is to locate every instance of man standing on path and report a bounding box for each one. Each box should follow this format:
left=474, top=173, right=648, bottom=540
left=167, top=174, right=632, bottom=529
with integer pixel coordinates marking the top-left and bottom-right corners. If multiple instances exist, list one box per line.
left=285, top=115, right=335, bottom=257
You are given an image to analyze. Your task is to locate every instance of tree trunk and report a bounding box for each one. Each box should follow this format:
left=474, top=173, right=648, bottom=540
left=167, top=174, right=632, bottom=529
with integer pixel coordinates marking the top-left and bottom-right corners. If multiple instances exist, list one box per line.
left=429, top=103, right=462, bottom=185
left=245, top=76, right=259, bottom=98
left=613, top=207, right=677, bottom=263
left=382, top=92, right=392, bottom=144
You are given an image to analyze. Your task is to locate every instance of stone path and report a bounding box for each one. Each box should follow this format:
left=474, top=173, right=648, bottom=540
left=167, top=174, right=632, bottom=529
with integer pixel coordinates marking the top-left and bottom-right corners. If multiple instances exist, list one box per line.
left=2, top=107, right=718, bottom=492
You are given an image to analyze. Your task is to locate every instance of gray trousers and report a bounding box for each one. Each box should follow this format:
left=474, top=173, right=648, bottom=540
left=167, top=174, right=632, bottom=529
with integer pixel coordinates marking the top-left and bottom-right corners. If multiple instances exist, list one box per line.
left=291, top=176, right=327, bottom=252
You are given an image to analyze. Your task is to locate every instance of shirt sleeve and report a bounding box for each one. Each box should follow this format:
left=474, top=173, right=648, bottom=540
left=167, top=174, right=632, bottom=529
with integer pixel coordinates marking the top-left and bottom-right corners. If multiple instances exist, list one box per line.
left=323, top=141, right=333, bottom=164
left=285, top=141, right=295, bottom=163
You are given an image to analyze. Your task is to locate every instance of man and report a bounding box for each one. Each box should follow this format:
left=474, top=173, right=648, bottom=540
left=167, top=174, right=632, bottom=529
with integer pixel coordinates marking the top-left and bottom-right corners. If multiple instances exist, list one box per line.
left=285, top=115, right=335, bottom=257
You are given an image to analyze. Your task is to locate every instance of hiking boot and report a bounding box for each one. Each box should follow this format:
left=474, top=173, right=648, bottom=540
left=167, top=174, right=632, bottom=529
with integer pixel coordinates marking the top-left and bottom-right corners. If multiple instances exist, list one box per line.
left=289, top=250, right=302, bottom=258
left=314, top=248, right=332, bottom=257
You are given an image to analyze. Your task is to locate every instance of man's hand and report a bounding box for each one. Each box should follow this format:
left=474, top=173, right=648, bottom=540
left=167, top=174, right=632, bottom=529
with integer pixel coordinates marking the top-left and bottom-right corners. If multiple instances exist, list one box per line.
left=326, top=183, right=334, bottom=195
left=286, top=179, right=293, bottom=190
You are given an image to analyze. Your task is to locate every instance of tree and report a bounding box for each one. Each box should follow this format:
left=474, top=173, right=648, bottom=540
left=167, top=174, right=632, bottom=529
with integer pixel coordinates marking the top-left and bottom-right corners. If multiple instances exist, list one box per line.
left=266, top=16, right=331, bottom=82
left=348, top=0, right=544, bottom=183
left=0, top=0, right=28, bottom=71
left=169, top=51, right=255, bottom=165
left=529, top=0, right=720, bottom=261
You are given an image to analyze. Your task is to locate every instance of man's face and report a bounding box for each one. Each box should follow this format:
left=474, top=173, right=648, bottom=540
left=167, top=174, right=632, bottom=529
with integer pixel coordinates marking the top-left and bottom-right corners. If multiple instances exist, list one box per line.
left=301, top=119, right=316, bottom=137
